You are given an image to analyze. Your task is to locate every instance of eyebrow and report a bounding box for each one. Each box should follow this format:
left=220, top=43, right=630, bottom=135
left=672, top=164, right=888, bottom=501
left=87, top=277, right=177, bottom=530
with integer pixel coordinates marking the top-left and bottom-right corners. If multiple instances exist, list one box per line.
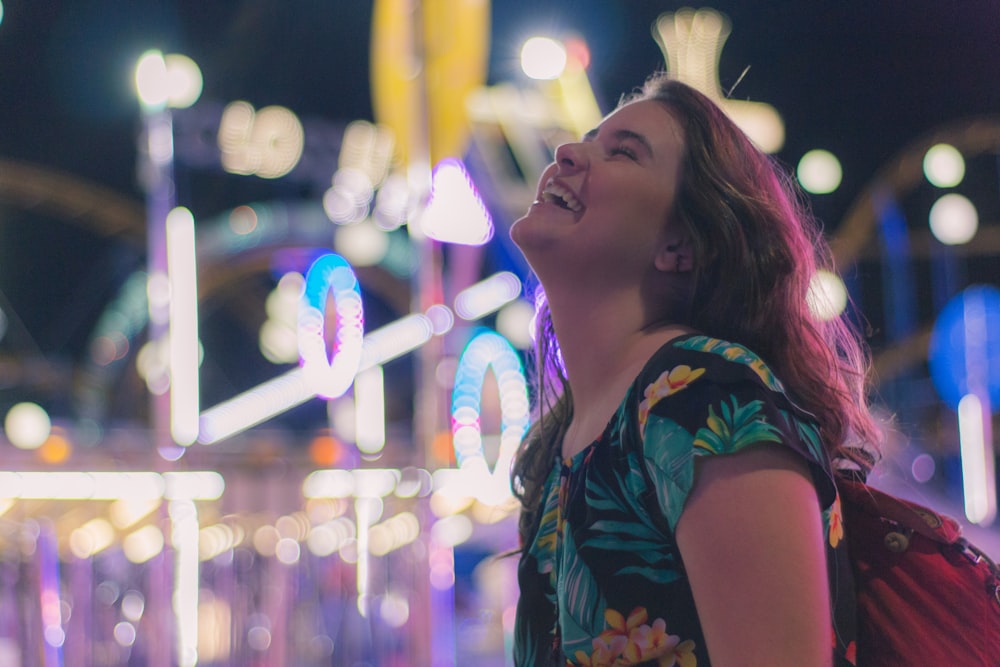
left=582, top=127, right=655, bottom=157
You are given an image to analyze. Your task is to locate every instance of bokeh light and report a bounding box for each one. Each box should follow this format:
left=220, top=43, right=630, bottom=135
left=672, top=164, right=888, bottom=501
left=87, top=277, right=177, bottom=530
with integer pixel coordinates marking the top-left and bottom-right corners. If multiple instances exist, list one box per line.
left=520, top=37, right=567, bottom=80
left=334, top=218, right=389, bottom=266
left=135, top=50, right=168, bottom=109
left=929, top=193, right=978, bottom=245
left=421, top=158, right=493, bottom=245
left=496, top=299, right=535, bottom=349
left=923, top=143, right=965, bottom=188
left=806, top=270, right=849, bottom=321
left=4, top=402, right=51, bottom=450
left=796, top=149, right=842, bottom=194
left=163, top=53, right=203, bottom=109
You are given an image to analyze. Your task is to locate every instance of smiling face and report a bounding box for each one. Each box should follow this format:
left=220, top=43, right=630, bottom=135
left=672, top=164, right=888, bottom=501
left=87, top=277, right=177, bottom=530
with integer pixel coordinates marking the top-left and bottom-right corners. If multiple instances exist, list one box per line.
left=510, top=99, right=687, bottom=289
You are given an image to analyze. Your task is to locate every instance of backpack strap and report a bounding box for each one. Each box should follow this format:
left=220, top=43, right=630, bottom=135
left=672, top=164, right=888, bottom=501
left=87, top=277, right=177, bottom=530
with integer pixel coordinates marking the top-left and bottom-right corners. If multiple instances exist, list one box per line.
left=837, top=476, right=1000, bottom=576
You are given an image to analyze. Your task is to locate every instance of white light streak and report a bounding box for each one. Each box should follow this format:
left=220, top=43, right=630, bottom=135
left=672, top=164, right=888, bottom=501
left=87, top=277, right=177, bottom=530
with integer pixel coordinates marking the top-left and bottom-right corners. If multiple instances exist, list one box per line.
left=197, top=368, right=313, bottom=444
left=958, top=394, right=996, bottom=525
left=359, top=314, right=434, bottom=368
left=171, top=500, right=200, bottom=667
left=166, top=207, right=200, bottom=446
left=454, top=272, right=522, bottom=321
left=355, top=366, right=386, bottom=455
left=0, top=471, right=222, bottom=501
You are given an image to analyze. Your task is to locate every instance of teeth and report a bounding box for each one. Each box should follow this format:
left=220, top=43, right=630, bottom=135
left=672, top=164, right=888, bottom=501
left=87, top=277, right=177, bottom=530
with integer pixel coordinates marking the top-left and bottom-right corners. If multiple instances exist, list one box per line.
left=541, top=182, right=582, bottom=212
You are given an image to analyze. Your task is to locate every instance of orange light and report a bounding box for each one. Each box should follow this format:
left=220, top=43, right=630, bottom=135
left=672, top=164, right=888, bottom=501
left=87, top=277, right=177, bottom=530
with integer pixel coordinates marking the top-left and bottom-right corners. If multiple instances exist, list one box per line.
left=37, top=432, right=71, bottom=464
left=431, top=431, right=455, bottom=465
left=309, top=435, right=344, bottom=468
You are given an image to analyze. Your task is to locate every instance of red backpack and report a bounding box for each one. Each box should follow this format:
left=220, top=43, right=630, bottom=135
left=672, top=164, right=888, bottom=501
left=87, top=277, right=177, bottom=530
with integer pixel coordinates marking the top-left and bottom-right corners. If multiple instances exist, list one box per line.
left=838, top=477, right=1000, bottom=666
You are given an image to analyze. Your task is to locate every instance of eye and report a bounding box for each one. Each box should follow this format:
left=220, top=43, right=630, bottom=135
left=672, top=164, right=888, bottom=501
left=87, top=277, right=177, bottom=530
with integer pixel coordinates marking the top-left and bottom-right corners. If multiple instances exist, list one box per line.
left=610, top=145, right=638, bottom=160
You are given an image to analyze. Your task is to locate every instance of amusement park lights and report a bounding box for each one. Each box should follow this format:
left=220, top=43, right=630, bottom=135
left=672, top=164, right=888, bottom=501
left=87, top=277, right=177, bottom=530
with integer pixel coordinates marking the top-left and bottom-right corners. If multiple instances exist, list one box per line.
left=299, top=253, right=365, bottom=399
left=449, top=331, right=530, bottom=505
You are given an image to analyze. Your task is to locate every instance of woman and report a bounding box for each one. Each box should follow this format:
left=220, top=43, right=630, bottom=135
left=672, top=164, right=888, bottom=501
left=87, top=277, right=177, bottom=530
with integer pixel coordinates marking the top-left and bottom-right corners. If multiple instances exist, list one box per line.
left=510, top=74, right=880, bottom=666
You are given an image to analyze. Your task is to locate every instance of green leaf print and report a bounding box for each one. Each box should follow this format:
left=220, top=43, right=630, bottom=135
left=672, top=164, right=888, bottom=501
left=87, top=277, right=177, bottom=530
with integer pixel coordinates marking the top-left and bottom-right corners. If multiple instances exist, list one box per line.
left=558, top=527, right=606, bottom=656
left=693, top=397, right=783, bottom=455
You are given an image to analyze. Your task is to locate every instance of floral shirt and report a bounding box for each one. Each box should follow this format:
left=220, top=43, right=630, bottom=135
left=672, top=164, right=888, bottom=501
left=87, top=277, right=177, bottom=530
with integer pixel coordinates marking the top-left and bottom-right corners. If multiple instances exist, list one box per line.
left=514, top=335, right=857, bottom=666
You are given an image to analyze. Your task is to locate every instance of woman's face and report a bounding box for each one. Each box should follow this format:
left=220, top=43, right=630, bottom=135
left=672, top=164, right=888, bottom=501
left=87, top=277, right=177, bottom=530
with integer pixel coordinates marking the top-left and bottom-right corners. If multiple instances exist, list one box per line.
left=510, top=99, right=686, bottom=287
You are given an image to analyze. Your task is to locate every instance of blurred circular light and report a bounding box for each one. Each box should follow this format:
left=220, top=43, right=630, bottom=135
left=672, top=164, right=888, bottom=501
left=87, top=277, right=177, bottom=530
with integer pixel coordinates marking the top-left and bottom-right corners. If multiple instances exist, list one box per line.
left=911, top=454, right=936, bottom=483
left=135, top=50, right=168, bottom=109
left=275, top=537, right=301, bottom=565
left=37, top=433, right=71, bottom=464
left=496, top=299, right=535, bottom=349
left=806, top=270, right=848, bottom=321
left=5, top=402, right=51, bottom=450
left=425, top=304, right=454, bottom=335
left=334, top=219, right=389, bottom=266
left=796, top=149, right=842, bottom=194
left=164, top=53, right=203, bottom=108
left=380, top=594, right=410, bottom=628
left=520, top=37, right=567, bottom=80
left=122, top=524, right=164, bottom=564
left=923, top=143, right=965, bottom=188
left=113, top=622, right=137, bottom=647
left=929, top=193, right=978, bottom=245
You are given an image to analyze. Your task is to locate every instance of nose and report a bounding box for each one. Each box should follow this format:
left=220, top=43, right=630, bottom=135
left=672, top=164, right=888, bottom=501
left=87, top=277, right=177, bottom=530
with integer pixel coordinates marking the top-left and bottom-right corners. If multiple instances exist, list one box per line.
left=553, top=141, right=588, bottom=170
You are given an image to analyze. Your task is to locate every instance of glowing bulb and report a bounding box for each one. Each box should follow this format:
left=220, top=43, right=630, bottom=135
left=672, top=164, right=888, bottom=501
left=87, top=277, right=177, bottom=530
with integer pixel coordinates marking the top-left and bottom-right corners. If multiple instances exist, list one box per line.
left=923, top=143, right=965, bottom=188
left=929, top=193, right=978, bottom=245
left=797, top=149, right=842, bottom=194
left=520, top=37, right=567, bottom=80
left=135, top=50, right=168, bottom=109
left=164, top=54, right=203, bottom=108
left=4, top=402, right=51, bottom=450
left=806, top=270, right=848, bottom=321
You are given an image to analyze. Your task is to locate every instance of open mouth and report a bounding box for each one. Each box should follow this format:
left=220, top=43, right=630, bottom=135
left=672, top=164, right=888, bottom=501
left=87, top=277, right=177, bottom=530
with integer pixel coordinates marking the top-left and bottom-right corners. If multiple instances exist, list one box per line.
left=541, top=181, right=582, bottom=212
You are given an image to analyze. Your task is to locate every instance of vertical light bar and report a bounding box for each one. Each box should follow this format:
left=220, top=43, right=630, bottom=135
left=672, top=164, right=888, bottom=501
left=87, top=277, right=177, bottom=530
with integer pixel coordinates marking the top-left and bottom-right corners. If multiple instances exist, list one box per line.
left=355, top=366, right=386, bottom=455
left=961, top=289, right=997, bottom=525
left=355, top=497, right=373, bottom=617
left=170, top=499, right=200, bottom=667
left=167, top=206, right=200, bottom=446
left=958, top=394, right=996, bottom=524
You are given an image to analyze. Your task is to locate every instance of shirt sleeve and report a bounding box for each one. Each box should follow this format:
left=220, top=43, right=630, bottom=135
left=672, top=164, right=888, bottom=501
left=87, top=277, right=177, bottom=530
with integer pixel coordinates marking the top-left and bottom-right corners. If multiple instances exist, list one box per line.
left=631, top=337, right=837, bottom=535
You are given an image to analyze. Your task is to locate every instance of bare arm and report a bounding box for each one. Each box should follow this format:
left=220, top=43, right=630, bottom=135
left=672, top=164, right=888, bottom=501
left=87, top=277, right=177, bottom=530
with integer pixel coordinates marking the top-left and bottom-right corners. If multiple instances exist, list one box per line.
left=675, top=444, right=832, bottom=667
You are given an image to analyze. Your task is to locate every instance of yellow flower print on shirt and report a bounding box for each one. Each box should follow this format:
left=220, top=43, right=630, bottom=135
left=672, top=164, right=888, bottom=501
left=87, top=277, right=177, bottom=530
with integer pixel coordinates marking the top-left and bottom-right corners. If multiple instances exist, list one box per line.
left=573, top=607, right=697, bottom=667
left=826, top=494, right=844, bottom=548
left=638, top=365, right=705, bottom=435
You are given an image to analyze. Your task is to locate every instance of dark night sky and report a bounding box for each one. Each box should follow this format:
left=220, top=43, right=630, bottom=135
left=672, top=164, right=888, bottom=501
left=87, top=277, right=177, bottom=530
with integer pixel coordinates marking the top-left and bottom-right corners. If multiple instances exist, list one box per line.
left=1, top=0, right=999, bottom=434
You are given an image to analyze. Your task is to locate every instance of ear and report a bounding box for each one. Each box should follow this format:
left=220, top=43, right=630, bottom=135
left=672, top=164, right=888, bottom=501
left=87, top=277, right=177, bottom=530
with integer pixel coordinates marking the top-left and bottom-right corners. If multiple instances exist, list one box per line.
left=655, top=237, right=694, bottom=273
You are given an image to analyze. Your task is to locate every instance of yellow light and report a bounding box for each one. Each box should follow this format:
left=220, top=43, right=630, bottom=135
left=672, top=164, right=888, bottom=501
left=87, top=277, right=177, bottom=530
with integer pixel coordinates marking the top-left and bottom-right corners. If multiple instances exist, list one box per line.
left=135, top=50, right=168, bottom=109
left=520, top=37, right=567, bottom=80
left=797, top=149, right=842, bottom=195
left=163, top=54, right=203, bottom=109
left=923, top=143, right=965, bottom=188
left=218, top=102, right=304, bottom=179
left=122, top=524, right=164, bottom=564
left=69, top=518, right=115, bottom=558
left=929, top=193, right=978, bottom=245
left=334, top=219, right=390, bottom=267
left=806, top=270, right=848, bottom=321
left=4, top=402, right=51, bottom=450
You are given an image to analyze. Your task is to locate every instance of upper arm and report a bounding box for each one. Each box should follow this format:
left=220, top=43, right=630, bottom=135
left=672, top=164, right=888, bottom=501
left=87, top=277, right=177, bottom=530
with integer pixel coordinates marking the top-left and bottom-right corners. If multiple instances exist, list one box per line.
left=675, top=444, right=832, bottom=667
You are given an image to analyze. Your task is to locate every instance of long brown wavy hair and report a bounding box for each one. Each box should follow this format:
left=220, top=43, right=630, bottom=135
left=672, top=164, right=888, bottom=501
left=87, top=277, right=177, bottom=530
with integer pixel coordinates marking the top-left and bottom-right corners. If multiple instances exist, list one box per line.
left=511, top=74, right=882, bottom=546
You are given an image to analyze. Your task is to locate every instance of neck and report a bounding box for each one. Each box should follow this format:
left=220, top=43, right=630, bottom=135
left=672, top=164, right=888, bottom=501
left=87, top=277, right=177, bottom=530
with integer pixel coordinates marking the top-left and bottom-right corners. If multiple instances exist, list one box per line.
left=544, top=284, right=691, bottom=452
